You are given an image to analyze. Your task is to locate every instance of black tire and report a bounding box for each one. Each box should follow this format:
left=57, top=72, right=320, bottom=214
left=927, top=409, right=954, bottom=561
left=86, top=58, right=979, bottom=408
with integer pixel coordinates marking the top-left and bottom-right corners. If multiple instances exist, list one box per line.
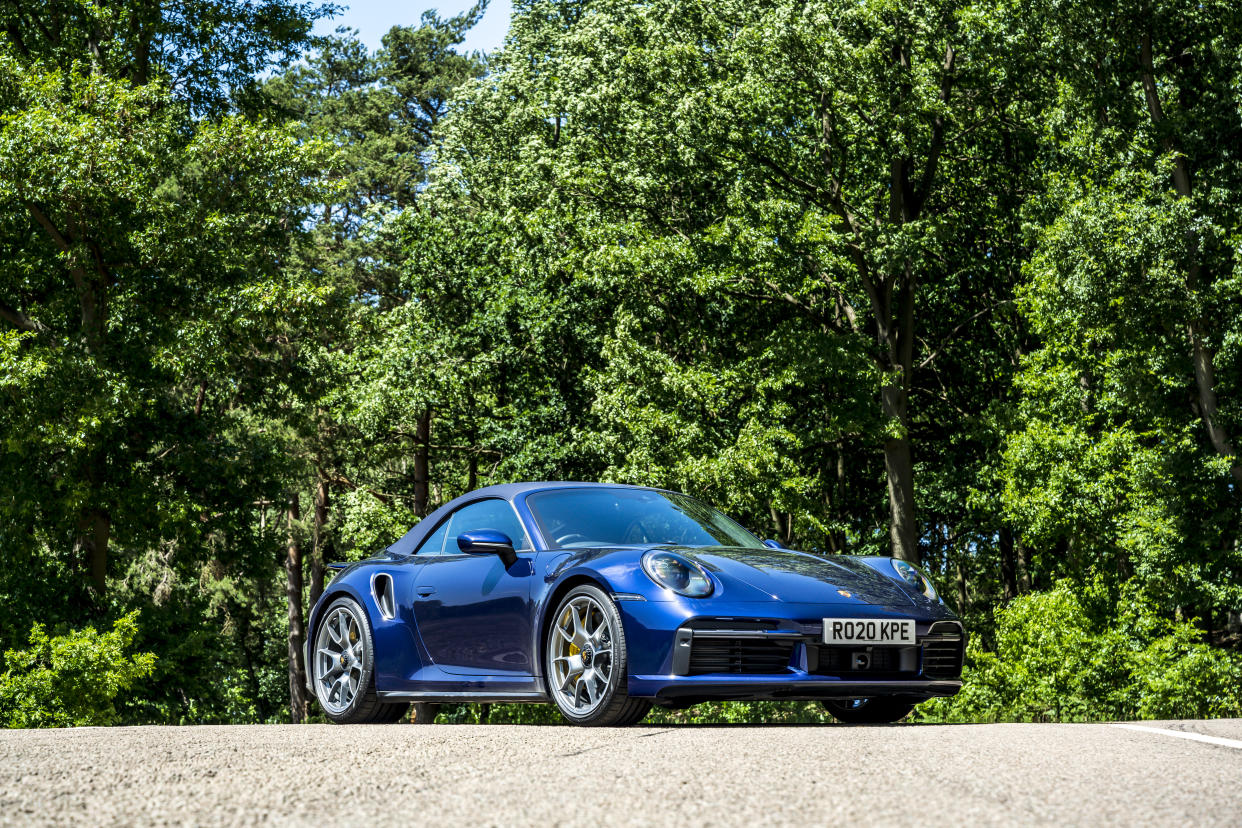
left=822, top=696, right=917, bottom=724
left=545, top=584, right=651, bottom=727
left=312, top=596, right=410, bottom=724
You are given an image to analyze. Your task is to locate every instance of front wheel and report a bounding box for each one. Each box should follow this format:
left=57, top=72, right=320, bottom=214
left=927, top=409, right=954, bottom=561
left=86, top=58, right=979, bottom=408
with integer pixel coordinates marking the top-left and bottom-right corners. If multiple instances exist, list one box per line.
left=546, top=585, right=650, bottom=726
left=822, top=696, right=917, bottom=724
left=312, top=596, right=409, bottom=724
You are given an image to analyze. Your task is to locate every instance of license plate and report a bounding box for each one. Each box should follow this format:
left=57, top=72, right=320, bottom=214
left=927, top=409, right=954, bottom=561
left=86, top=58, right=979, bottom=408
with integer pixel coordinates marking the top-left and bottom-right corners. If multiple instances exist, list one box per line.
left=822, top=618, right=915, bottom=645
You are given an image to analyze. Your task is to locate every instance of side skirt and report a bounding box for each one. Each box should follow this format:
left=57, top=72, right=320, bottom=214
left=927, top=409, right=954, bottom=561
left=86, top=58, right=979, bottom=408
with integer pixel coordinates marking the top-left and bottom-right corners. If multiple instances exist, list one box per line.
left=377, top=690, right=549, bottom=704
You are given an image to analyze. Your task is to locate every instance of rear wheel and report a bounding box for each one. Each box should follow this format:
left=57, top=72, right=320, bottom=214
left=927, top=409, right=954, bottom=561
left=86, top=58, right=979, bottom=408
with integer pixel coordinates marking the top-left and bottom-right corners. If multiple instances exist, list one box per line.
left=312, top=596, right=409, bottom=724
left=822, top=696, right=917, bottom=724
left=546, top=585, right=651, bottom=726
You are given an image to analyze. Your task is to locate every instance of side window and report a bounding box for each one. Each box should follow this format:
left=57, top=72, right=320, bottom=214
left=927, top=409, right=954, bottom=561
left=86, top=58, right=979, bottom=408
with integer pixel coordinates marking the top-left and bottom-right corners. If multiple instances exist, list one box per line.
left=445, top=499, right=533, bottom=553
left=414, top=518, right=450, bottom=556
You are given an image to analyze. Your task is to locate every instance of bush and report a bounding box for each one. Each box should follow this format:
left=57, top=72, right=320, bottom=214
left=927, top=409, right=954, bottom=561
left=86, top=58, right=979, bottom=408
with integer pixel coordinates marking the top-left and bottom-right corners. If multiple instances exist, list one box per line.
left=645, top=701, right=831, bottom=725
left=432, top=700, right=834, bottom=725
left=917, top=580, right=1242, bottom=723
left=0, top=611, right=158, bottom=728
left=1126, top=622, right=1242, bottom=719
left=427, top=699, right=835, bottom=725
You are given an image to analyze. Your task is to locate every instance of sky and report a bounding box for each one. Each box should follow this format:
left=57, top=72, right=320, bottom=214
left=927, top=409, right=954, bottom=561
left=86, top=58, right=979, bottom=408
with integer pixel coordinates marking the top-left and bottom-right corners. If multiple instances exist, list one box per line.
left=314, top=0, right=514, bottom=54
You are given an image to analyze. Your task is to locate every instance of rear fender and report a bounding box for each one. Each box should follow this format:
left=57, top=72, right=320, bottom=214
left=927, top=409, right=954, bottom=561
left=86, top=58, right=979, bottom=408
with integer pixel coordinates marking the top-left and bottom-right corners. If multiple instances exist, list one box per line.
left=304, top=565, right=426, bottom=694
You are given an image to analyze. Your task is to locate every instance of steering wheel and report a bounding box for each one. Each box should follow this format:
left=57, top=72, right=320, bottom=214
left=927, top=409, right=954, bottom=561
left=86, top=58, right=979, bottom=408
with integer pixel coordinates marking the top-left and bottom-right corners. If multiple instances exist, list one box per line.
left=554, top=533, right=590, bottom=547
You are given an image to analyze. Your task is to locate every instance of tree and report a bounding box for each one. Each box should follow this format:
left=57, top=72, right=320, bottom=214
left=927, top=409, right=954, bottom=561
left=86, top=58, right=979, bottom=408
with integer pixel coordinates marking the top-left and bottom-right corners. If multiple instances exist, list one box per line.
left=0, top=59, right=326, bottom=597
left=0, top=0, right=335, bottom=725
left=1001, top=0, right=1242, bottom=624
left=435, top=0, right=1036, bottom=565
left=0, top=0, right=334, bottom=112
left=256, top=11, right=492, bottom=718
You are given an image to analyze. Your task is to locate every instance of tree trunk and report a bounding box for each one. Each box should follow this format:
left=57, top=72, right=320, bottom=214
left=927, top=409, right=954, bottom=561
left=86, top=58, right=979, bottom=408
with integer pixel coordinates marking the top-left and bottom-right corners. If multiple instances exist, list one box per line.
left=830, top=442, right=847, bottom=553
left=285, top=495, right=308, bottom=724
left=883, top=423, right=918, bottom=563
left=74, top=509, right=111, bottom=595
left=414, top=410, right=431, bottom=516
left=822, top=480, right=841, bottom=554
left=955, top=560, right=968, bottom=615
left=999, top=527, right=1017, bottom=601
left=1189, top=326, right=1242, bottom=484
left=768, top=505, right=792, bottom=545
left=1016, top=539, right=1032, bottom=593
left=822, top=506, right=840, bottom=552
left=1139, top=31, right=1242, bottom=485
left=411, top=703, right=440, bottom=724
left=311, top=473, right=331, bottom=609
left=131, top=16, right=152, bottom=85
left=880, top=275, right=918, bottom=564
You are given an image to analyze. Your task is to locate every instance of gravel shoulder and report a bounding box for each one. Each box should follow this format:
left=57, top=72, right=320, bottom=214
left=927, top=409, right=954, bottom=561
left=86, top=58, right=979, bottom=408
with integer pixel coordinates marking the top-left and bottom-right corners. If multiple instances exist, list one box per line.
left=2, top=719, right=1239, bottom=827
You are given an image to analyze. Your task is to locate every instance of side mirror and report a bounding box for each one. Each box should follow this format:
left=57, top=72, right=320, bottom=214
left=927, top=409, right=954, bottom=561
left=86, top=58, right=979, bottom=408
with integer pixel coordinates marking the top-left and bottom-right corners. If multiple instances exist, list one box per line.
left=762, top=539, right=786, bottom=549
left=457, top=529, right=517, bottom=567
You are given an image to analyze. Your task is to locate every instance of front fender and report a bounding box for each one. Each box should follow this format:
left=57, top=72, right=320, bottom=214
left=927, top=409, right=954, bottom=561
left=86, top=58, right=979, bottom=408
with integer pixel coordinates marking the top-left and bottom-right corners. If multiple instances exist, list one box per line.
left=531, top=549, right=721, bottom=686
left=540, top=548, right=663, bottom=599
left=528, top=549, right=662, bottom=684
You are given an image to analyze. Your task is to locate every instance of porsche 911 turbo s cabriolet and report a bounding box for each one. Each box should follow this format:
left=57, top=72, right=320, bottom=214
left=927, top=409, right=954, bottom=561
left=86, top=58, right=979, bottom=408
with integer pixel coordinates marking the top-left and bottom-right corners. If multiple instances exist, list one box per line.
left=306, top=482, right=964, bottom=726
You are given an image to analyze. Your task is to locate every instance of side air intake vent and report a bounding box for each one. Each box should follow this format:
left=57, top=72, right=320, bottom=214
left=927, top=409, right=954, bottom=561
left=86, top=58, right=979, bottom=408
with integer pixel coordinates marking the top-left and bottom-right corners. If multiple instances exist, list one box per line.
left=372, top=573, right=396, bottom=620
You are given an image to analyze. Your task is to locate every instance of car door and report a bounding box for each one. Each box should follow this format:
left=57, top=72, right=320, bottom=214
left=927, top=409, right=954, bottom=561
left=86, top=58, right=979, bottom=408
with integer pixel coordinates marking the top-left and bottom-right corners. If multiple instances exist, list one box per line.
left=412, top=498, right=538, bottom=676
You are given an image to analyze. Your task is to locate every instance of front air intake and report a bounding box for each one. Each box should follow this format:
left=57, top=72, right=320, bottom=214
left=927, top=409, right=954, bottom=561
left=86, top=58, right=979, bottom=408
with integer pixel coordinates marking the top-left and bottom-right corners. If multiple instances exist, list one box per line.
left=686, top=637, right=796, bottom=675
left=921, top=621, right=964, bottom=679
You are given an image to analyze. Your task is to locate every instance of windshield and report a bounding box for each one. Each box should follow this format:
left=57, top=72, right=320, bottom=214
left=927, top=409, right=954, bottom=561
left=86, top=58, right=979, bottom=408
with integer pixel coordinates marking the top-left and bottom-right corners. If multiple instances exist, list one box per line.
left=526, top=488, right=765, bottom=549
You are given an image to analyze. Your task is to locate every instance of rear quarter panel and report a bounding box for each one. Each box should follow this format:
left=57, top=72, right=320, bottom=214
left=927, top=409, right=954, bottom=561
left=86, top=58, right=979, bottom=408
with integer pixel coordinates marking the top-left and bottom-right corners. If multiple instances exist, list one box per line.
left=307, top=556, right=427, bottom=692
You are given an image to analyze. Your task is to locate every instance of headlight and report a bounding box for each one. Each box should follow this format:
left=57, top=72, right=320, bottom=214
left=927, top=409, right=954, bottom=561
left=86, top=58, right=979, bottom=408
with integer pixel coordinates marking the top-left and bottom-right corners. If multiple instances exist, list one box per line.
left=642, top=551, right=713, bottom=597
left=891, top=559, right=939, bottom=601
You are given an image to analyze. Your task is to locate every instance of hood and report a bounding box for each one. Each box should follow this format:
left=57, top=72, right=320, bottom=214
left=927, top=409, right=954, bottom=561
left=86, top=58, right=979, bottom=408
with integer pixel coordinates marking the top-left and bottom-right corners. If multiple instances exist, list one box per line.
left=671, top=546, right=920, bottom=606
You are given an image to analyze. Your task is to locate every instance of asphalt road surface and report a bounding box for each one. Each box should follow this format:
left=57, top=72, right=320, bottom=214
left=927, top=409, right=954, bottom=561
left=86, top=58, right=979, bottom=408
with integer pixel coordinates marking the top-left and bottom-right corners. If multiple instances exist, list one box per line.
left=2, top=718, right=1240, bottom=826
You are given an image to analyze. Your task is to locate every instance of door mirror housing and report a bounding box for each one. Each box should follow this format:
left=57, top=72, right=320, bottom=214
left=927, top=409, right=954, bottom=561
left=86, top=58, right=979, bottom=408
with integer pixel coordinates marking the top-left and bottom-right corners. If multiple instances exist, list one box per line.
left=762, top=538, right=786, bottom=549
left=456, top=529, right=517, bottom=567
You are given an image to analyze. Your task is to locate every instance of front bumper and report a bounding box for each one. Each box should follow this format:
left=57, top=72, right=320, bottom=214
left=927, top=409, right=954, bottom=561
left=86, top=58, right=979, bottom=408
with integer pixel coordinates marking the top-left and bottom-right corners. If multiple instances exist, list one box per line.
left=619, top=600, right=965, bottom=702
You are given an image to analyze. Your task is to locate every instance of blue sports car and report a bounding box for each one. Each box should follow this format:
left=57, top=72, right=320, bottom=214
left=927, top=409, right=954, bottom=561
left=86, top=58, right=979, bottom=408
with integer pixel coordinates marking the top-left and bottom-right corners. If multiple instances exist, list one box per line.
left=306, top=482, right=963, bottom=726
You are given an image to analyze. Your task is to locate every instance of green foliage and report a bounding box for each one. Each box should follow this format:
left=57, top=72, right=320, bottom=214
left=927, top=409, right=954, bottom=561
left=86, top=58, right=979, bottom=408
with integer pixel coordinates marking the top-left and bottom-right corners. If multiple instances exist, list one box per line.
left=0, top=0, right=338, bottom=113
left=646, top=702, right=832, bottom=726
left=111, top=563, right=293, bottom=725
left=432, top=701, right=833, bottom=725
left=0, top=611, right=156, bottom=728
left=0, top=0, right=332, bottom=726
left=919, top=581, right=1242, bottom=723
left=997, top=0, right=1242, bottom=613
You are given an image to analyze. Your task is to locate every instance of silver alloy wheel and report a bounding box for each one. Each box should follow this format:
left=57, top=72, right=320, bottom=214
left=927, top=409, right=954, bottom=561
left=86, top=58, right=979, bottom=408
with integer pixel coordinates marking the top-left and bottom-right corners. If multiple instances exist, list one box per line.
left=549, top=594, right=615, bottom=715
left=314, top=605, right=365, bottom=715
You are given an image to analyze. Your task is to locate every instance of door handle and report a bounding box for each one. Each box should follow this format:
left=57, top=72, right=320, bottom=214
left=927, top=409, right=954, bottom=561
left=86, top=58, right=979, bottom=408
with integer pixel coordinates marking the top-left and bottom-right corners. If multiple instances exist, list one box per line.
left=416, top=586, right=436, bottom=598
